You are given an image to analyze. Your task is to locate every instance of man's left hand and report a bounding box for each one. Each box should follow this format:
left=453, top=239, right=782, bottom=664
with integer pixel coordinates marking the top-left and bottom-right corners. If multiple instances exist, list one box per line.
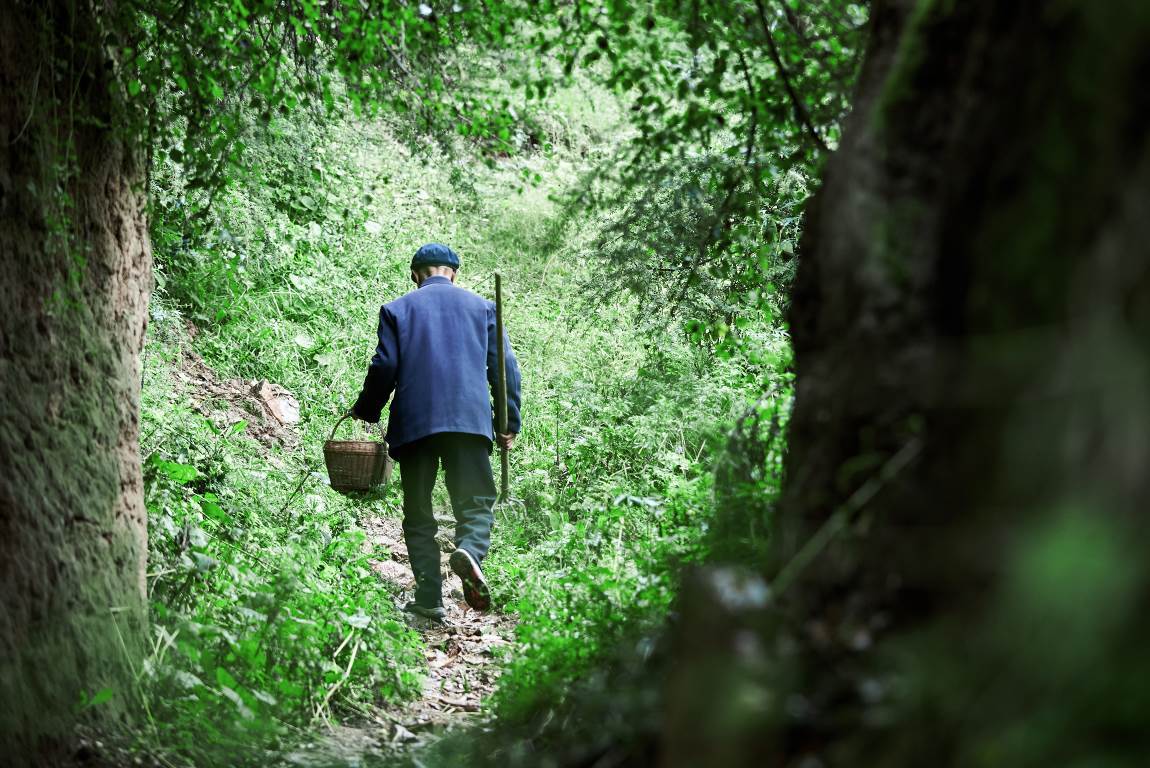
left=497, top=432, right=516, bottom=450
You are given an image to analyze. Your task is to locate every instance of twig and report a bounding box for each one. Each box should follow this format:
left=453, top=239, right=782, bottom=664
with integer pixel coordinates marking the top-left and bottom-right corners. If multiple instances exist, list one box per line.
left=276, top=466, right=314, bottom=517
left=752, top=0, right=829, bottom=153
left=735, top=49, right=758, bottom=166
left=771, top=438, right=922, bottom=597
left=437, top=694, right=479, bottom=712
left=331, top=628, right=355, bottom=660
left=315, top=635, right=362, bottom=722
left=8, top=63, right=41, bottom=146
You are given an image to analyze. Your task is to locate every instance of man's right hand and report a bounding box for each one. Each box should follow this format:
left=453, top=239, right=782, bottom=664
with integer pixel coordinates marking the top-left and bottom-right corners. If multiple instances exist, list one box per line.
left=496, top=432, right=516, bottom=450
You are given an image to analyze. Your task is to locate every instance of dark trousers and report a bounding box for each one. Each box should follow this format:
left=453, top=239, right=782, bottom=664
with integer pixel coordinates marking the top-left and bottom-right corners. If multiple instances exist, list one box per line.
left=396, top=432, right=496, bottom=607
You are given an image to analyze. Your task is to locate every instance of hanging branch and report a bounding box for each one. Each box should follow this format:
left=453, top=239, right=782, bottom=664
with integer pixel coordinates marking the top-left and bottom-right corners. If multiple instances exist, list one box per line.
left=752, top=0, right=829, bottom=154
left=735, top=48, right=758, bottom=166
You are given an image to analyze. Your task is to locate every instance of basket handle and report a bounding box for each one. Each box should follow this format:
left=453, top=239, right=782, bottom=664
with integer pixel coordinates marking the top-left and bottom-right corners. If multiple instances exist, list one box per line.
left=328, top=410, right=354, bottom=442
left=328, top=410, right=384, bottom=442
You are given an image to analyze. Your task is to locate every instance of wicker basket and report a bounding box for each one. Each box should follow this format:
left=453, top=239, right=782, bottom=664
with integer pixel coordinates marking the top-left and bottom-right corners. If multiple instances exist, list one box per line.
left=323, top=413, right=393, bottom=493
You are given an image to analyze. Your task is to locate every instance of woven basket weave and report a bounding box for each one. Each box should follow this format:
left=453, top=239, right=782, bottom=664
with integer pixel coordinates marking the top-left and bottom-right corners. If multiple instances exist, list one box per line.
left=323, top=413, right=393, bottom=493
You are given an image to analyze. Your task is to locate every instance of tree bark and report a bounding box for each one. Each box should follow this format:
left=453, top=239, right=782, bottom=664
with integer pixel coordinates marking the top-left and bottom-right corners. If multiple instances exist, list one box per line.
left=0, top=1, right=151, bottom=761
left=778, top=0, right=1150, bottom=763
left=665, top=1, right=1150, bottom=765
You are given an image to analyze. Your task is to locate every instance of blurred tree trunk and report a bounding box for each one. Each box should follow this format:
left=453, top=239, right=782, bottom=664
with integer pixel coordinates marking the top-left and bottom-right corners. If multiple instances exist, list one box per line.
left=0, top=1, right=150, bottom=761
left=666, top=0, right=1150, bottom=764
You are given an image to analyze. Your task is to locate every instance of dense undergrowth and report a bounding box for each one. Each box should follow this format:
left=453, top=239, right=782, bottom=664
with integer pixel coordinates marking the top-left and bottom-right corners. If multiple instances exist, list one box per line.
left=136, top=75, right=792, bottom=764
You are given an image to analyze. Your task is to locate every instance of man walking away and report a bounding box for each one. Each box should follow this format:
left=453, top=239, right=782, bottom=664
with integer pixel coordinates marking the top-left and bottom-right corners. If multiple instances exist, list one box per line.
left=351, top=243, right=522, bottom=621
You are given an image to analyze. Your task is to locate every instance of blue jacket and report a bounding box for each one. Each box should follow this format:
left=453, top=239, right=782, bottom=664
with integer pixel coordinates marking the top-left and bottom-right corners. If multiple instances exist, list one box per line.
left=352, top=275, right=522, bottom=456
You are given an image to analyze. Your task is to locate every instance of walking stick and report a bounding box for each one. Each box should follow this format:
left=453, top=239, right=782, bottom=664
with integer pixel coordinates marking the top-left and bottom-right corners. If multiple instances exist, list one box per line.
left=495, top=274, right=510, bottom=501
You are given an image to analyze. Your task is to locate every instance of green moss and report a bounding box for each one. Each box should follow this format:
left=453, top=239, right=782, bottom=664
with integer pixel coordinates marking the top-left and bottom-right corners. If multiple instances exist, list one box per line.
left=870, top=0, right=945, bottom=137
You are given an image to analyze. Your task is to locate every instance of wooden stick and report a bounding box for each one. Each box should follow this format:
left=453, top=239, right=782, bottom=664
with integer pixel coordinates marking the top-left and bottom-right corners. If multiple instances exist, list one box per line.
left=495, top=274, right=510, bottom=501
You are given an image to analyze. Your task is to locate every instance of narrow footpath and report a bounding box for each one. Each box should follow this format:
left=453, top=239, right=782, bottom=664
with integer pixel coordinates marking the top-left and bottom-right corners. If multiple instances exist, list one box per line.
left=287, top=510, right=517, bottom=766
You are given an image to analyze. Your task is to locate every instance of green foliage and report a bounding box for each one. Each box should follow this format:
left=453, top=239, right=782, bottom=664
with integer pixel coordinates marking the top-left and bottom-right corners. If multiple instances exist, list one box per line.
left=477, top=316, right=791, bottom=741
left=525, top=0, right=866, bottom=359
left=575, top=154, right=807, bottom=342
left=137, top=71, right=795, bottom=759
left=138, top=360, right=422, bottom=761
left=128, top=4, right=818, bottom=760
left=468, top=186, right=793, bottom=730
left=523, top=0, right=865, bottom=160
left=489, top=477, right=710, bottom=720
left=113, top=0, right=530, bottom=197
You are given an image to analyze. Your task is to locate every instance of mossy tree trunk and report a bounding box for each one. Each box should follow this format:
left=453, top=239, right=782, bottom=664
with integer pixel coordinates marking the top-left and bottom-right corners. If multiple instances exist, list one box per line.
left=666, top=0, right=1150, bottom=764
left=0, top=1, right=150, bottom=761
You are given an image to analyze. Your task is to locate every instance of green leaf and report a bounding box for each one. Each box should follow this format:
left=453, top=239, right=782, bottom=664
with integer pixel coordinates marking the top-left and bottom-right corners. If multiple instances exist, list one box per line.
left=200, top=500, right=233, bottom=526
left=80, top=687, right=115, bottom=711
left=278, top=679, right=304, bottom=698
left=153, top=459, right=198, bottom=485
left=216, top=667, right=238, bottom=690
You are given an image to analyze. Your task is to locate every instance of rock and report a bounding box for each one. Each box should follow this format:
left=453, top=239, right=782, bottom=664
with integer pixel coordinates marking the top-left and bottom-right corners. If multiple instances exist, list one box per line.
left=391, top=724, right=417, bottom=744
left=253, top=379, right=300, bottom=424
left=373, top=558, right=413, bottom=588
left=177, top=350, right=299, bottom=449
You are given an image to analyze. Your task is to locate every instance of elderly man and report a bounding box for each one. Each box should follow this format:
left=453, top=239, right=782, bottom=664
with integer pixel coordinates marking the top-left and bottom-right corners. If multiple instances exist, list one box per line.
left=351, top=243, right=522, bottom=620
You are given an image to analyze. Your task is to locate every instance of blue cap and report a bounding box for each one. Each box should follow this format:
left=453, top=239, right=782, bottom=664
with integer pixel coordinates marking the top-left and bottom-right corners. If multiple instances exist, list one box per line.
left=411, top=243, right=460, bottom=270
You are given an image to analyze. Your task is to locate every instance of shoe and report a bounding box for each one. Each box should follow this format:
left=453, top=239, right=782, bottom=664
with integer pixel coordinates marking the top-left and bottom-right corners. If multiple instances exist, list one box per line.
left=404, top=601, right=446, bottom=621
left=449, top=548, right=491, bottom=612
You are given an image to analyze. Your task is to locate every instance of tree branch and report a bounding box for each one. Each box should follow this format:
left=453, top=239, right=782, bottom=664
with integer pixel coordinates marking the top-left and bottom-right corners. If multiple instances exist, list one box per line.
left=735, top=49, right=758, bottom=166
left=752, top=0, right=828, bottom=154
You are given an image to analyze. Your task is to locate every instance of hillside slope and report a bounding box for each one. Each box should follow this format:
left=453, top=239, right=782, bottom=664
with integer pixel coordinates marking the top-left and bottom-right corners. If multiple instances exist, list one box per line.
left=137, top=90, right=781, bottom=764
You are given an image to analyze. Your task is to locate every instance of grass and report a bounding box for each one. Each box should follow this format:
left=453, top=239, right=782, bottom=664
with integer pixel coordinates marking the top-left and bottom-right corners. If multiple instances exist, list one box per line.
left=137, top=79, right=789, bottom=764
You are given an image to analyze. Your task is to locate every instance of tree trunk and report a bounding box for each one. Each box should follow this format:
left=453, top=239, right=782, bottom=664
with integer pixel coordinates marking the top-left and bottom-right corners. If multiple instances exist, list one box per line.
left=0, top=1, right=151, bottom=761
left=666, top=1, right=1150, bottom=764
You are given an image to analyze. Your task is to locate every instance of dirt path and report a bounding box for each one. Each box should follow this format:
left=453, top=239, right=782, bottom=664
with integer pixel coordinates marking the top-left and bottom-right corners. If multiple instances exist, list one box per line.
left=365, top=514, right=517, bottom=735
left=287, top=513, right=516, bottom=765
